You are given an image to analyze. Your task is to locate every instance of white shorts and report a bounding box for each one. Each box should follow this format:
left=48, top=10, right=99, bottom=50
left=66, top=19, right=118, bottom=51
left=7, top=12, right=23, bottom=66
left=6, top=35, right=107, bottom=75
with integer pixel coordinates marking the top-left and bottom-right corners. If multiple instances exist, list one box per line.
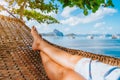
left=74, top=58, right=120, bottom=80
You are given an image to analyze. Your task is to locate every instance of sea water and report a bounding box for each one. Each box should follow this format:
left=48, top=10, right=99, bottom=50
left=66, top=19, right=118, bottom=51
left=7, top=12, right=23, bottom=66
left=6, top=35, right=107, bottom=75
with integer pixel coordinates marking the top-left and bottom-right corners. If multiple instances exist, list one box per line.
left=43, top=37, right=120, bottom=58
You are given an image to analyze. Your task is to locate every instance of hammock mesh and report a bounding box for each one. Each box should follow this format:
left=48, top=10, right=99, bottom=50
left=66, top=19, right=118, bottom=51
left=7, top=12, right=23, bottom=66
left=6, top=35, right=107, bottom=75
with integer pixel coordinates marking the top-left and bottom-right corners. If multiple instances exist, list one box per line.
left=0, top=15, right=120, bottom=80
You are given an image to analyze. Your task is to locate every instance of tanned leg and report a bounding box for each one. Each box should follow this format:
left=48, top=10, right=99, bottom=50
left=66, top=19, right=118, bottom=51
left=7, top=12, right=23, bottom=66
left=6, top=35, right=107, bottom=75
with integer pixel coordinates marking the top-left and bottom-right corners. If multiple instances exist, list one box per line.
left=31, top=26, right=83, bottom=70
left=40, top=51, right=85, bottom=80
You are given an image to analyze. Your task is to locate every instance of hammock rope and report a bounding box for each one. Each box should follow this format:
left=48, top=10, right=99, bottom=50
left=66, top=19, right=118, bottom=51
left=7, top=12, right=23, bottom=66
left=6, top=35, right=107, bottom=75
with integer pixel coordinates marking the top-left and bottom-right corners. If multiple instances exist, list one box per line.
left=0, top=5, right=17, bottom=18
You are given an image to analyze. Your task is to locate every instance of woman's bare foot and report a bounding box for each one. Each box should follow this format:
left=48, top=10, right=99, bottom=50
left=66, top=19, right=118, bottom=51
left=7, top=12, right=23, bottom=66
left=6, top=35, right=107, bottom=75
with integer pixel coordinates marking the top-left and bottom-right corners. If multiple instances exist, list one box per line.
left=31, top=26, right=43, bottom=50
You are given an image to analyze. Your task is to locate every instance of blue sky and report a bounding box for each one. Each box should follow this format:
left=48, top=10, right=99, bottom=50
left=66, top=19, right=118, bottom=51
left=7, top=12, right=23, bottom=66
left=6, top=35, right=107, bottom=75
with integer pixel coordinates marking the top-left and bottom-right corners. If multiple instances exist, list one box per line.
left=0, top=0, right=120, bottom=34
left=30, top=0, right=119, bottom=34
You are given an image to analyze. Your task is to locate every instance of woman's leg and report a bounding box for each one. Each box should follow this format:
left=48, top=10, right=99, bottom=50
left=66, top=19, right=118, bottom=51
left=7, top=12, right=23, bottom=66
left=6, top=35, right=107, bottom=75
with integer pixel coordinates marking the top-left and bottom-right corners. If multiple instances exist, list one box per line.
left=40, top=51, right=85, bottom=80
left=31, top=26, right=83, bottom=70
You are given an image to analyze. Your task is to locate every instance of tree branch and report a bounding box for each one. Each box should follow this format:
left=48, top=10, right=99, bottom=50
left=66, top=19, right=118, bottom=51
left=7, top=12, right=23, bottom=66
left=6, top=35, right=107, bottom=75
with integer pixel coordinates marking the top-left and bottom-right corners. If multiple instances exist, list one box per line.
left=20, top=0, right=27, bottom=20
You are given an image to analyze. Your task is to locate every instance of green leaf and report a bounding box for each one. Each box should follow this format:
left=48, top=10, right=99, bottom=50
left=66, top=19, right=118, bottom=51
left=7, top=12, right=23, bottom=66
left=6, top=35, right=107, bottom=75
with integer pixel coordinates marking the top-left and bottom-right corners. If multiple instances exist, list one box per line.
left=84, top=8, right=88, bottom=15
left=3, top=0, right=115, bottom=24
left=23, top=9, right=59, bottom=24
left=3, top=0, right=59, bottom=24
left=59, top=0, right=115, bottom=16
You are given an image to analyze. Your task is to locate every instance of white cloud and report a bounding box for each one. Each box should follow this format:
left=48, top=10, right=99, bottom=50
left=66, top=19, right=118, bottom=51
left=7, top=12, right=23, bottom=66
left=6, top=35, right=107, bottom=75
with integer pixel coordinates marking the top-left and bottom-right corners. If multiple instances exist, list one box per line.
left=91, top=30, right=99, bottom=34
left=0, top=11, right=10, bottom=16
left=61, top=6, right=77, bottom=18
left=107, top=27, right=112, bottom=30
left=61, top=16, right=79, bottom=26
left=61, top=7, right=117, bottom=26
left=26, top=20, right=52, bottom=33
left=64, top=27, right=70, bottom=32
left=94, top=22, right=105, bottom=28
left=0, top=0, right=8, bottom=6
left=40, top=24, right=50, bottom=31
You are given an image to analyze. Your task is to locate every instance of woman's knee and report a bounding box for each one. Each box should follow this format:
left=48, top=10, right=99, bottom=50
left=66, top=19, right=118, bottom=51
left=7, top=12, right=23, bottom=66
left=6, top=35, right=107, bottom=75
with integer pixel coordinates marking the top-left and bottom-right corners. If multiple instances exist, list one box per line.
left=44, top=60, right=65, bottom=79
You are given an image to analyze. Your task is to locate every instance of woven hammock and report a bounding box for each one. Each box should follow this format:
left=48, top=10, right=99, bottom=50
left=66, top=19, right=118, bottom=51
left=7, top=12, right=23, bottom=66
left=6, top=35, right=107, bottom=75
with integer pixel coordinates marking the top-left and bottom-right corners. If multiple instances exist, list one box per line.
left=0, top=15, right=120, bottom=80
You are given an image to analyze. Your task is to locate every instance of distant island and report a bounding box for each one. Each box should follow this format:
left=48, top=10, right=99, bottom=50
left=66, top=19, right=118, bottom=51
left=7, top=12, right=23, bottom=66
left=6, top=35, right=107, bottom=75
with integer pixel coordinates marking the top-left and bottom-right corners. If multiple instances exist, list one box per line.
left=41, top=29, right=64, bottom=37
left=41, top=29, right=120, bottom=39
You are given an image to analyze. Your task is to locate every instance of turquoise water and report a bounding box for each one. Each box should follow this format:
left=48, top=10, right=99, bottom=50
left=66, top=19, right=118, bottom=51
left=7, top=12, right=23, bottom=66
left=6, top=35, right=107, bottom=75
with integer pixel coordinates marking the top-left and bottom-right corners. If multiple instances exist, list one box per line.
left=44, top=37, right=120, bottom=58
